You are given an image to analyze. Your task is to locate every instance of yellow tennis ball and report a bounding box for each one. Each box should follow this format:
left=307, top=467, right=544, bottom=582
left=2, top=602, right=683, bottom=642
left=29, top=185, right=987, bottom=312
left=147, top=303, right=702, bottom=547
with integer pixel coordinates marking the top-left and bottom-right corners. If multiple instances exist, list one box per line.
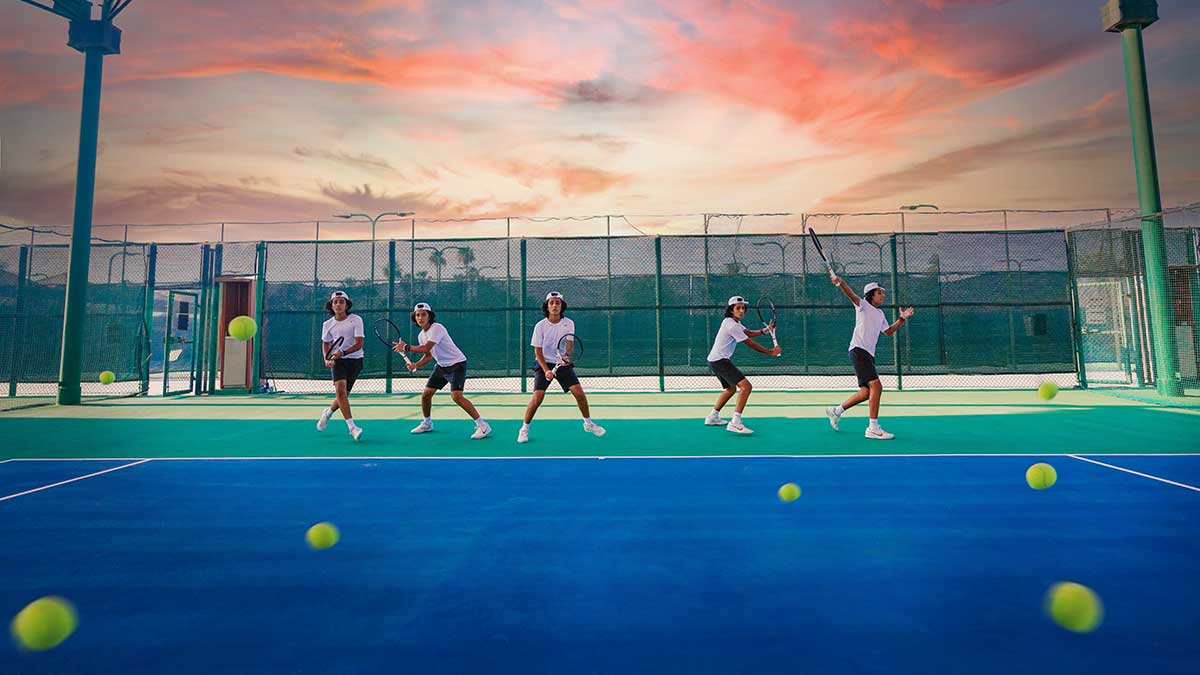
left=306, top=522, right=340, bottom=550
left=1045, top=582, right=1103, bottom=633
left=10, top=596, right=77, bottom=651
left=228, top=315, right=258, bottom=341
left=777, top=483, right=801, bottom=502
left=1038, top=382, right=1058, bottom=401
left=98, top=370, right=115, bottom=385
left=1026, top=463, right=1057, bottom=490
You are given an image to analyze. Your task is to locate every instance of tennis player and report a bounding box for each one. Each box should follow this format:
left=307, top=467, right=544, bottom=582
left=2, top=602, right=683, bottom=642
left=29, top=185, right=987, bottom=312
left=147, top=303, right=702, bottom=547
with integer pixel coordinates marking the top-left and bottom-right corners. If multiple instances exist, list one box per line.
left=704, top=295, right=780, bottom=435
left=317, top=290, right=365, bottom=441
left=393, top=302, right=492, bottom=439
left=825, top=274, right=913, bottom=439
left=518, top=291, right=606, bottom=443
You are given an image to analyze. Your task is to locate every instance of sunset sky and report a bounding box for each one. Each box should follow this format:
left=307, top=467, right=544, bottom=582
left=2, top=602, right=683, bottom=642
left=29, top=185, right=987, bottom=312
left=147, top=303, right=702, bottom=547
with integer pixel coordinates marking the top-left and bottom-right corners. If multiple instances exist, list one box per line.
left=1, top=0, right=1198, bottom=239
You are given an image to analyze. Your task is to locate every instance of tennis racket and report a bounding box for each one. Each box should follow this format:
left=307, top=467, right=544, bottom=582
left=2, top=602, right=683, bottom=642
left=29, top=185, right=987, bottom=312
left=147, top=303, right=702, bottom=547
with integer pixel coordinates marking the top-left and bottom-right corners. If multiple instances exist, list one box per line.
left=324, top=336, right=344, bottom=363
left=373, top=317, right=414, bottom=369
left=550, top=333, right=582, bottom=375
left=756, top=295, right=779, bottom=355
left=807, top=227, right=835, bottom=277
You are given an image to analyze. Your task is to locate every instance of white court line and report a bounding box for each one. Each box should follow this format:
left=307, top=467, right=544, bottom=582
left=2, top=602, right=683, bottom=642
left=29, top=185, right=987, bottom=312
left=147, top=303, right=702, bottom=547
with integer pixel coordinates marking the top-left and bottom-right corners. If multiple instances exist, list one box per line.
left=4, top=453, right=1200, bottom=462
left=0, top=459, right=14, bottom=464
left=0, top=459, right=153, bottom=503
left=1069, top=455, right=1200, bottom=493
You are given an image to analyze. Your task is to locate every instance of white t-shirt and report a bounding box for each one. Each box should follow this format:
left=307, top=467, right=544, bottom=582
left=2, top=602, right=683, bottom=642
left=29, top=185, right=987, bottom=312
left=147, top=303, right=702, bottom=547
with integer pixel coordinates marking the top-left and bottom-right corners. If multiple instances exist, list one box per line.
left=849, top=300, right=890, bottom=356
left=707, top=317, right=748, bottom=362
left=321, top=314, right=364, bottom=359
left=418, top=322, right=466, bottom=367
left=531, top=317, right=575, bottom=362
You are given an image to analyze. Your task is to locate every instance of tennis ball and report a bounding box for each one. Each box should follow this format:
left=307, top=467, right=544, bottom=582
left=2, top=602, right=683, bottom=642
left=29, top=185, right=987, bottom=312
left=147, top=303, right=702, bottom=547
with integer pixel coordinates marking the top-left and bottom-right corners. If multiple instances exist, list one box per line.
left=10, top=596, right=77, bottom=651
left=98, top=370, right=115, bottom=385
left=306, top=522, right=340, bottom=550
left=1026, top=462, right=1057, bottom=490
left=1038, top=382, right=1058, bottom=401
left=1045, top=582, right=1103, bottom=633
left=777, top=483, right=801, bottom=502
left=228, top=315, right=258, bottom=341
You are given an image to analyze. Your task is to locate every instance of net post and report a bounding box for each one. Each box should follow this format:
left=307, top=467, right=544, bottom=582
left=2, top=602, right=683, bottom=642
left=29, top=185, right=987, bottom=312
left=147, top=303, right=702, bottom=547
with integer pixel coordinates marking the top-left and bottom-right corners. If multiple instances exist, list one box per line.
left=8, top=246, right=29, bottom=397
left=655, top=236, right=665, bottom=392
left=141, top=243, right=156, bottom=394
left=889, top=234, right=903, bottom=391
left=519, top=238, right=528, bottom=393
left=386, top=239, right=396, bottom=394
left=252, top=241, right=266, bottom=393
left=1065, top=230, right=1089, bottom=389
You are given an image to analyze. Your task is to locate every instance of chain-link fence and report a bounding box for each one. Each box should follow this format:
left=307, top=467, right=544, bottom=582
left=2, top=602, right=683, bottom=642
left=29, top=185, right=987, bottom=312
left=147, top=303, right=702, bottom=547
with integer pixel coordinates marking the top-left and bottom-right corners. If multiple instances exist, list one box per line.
left=3, top=206, right=1196, bottom=397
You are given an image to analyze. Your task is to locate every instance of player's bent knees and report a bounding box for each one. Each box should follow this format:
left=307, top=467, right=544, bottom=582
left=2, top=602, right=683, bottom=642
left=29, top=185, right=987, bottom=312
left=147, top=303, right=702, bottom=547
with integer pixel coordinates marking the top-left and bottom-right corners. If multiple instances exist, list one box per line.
left=449, top=391, right=466, bottom=403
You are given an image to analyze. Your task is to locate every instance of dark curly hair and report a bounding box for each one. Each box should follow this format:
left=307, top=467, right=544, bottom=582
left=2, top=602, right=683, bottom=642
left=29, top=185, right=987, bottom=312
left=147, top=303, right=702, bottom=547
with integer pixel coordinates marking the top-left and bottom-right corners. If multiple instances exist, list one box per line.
left=865, top=289, right=882, bottom=304
left=411, top=308, right=437, bottom=327
left=724, top=302, right=746, bottom=319
left=542, top=298, right=569, bottom=318
left=324, top=297, right=354, bottom=315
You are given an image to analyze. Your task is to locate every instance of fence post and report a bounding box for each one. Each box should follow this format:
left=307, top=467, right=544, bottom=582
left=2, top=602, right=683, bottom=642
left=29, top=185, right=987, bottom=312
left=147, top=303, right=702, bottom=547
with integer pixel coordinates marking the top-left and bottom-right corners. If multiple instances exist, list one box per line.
left=889, top=234, right=903, bottom=391
left=1189, top=228, right=1200, bottom=384
left=519, top=239, right=527, bottom=394
left=252, top=241, right=266, bottom=393
left=506, top=218, right=512, bottom=377
left=207, top=243, right=222, bottom=394
left=607, top=216, right=614, bottom=375
left=1065, top=230, right=1088, bottom=389
left=193, top=244, right=210, bottom=395
left=655, top=236, right=665, bottom=392
left=8, top=246, right=29, bottom=396
left=386, top=240, right=396, bottom=394
left=1004, top=213, right=1017, bottom=371
left=141, top=243, right=157, bottom=395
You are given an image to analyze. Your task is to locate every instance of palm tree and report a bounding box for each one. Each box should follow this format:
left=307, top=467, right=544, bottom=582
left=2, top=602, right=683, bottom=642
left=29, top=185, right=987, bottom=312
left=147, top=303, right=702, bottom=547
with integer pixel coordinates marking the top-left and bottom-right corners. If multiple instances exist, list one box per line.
left=429, top=249, right=447, bottom=287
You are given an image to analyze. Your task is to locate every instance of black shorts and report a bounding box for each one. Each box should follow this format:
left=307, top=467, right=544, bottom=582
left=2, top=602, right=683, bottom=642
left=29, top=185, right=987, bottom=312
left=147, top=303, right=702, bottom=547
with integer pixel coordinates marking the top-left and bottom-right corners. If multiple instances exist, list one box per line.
left=331, top=357, right=364, bottom=392
left=426, top=361, right=467, bottom=392
left=708, top=359, right=746, bottom=390
left=850, top=348, right=879, bottom=387
left=532, top=363, right=581, bottom=392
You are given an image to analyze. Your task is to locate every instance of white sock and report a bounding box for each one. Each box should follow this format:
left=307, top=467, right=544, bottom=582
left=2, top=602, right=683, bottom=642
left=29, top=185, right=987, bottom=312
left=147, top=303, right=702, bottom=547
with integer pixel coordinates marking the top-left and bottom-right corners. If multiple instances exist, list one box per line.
left=345, top=418, right=357, bottom=430
left=475, top=417, right=486, bottom=427
left=869, top=418, right=881, bottom=431
left=710, top=408, right=721, bottom=418
left=423, top=416, right=432, bottom=424
left=321, top=408, right=332, bottom=419
left=583, top=417, right=592, bottom=426
left=834, top=405, right=845, bottom=416
left=733, top=412, right=743, bottom=423
left=521, top=422, right=530, bottom=431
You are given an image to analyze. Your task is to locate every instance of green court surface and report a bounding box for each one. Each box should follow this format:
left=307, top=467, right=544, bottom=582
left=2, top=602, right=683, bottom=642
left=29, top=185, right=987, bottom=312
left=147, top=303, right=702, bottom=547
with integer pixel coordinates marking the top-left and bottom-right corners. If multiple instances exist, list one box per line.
left=2, top=390, right=1196, bottom=460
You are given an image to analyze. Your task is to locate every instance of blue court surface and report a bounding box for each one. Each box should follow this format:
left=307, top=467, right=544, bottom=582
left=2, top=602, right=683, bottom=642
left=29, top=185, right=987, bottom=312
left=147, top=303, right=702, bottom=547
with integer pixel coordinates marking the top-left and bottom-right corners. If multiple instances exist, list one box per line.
left=2, top=454, right=1198, bottom=674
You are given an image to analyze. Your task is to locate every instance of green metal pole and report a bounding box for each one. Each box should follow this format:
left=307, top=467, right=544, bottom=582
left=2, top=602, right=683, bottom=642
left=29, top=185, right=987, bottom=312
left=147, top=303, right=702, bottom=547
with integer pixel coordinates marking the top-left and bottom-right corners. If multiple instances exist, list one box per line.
left=889, top=235, right=903, bottom=390
left=8, top=246, right=29, bottom=397
left=1188, top=228, right=1200, bottom=387
left=1004, top=213, right=1017, bottom=371
left=207, top=244, right=221, bottom=394
left=141, top=243, right=156, bottom=394
left=1065, top=231, right=1089, bottom=389
left=607, top=216, right=614, bottom=375
left=519, top=239, right=527, bottom=394
left=57, top=48, right=107, bottom=405
left=655, top=236, right=665, bottom=392
left=252, top=241, right=267, bottom=393
left=193, top=245, right=210, bottom=395
left=1120, top=25, right=1180, bottom=396
left=386, top=240, right=396, bottom=394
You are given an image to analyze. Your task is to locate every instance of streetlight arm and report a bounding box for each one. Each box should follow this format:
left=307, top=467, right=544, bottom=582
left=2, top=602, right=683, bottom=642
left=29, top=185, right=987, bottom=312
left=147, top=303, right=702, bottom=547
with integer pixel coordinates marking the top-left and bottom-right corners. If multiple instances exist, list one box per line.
left=18, top=0, right=82, bottom=20
left=106, top=0, right=133, bottom=20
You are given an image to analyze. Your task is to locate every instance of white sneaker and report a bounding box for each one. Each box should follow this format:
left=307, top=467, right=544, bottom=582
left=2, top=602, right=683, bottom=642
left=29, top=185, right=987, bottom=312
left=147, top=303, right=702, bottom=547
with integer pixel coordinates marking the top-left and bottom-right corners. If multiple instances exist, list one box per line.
left=471, top=421, right=492, bottom=440
left=704, top=413, right=728, bottom=426
left=726, top=420, right=753, bottom=435
left=317, top=410, right=331, bottom=431
left=825, top=406, right=841, bottom=432
left=517, top=427, right=530, bottom=443
left=865, top=427, right=894, bottom=440
left=584, top=421, right=607, bottom=437
left=411, top=420, right=434, bottom=434
left=350, top=426, right=363, bottom=442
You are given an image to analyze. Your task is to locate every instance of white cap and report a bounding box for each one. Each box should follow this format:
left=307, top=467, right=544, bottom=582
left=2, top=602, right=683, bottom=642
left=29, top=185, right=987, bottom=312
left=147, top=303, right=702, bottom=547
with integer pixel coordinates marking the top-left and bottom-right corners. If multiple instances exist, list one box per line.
left=727, top=295, right=747, bottom=306
left=329, top=290, right=350, bottom=301
left=545, top=291, right=564, bottom=301
left=863, top=282, right=884, bottom=295
left=413, top=302, right=431, bottom=312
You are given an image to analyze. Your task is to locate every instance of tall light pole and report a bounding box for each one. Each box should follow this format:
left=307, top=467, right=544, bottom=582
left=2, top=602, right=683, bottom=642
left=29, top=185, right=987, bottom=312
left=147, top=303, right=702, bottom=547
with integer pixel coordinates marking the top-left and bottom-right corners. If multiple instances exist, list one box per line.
left=334, top=211, right=414, bottom=287
left=1102, top=0, right=1178, bottom=396
left=18, top=0, right=129, bottom=404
